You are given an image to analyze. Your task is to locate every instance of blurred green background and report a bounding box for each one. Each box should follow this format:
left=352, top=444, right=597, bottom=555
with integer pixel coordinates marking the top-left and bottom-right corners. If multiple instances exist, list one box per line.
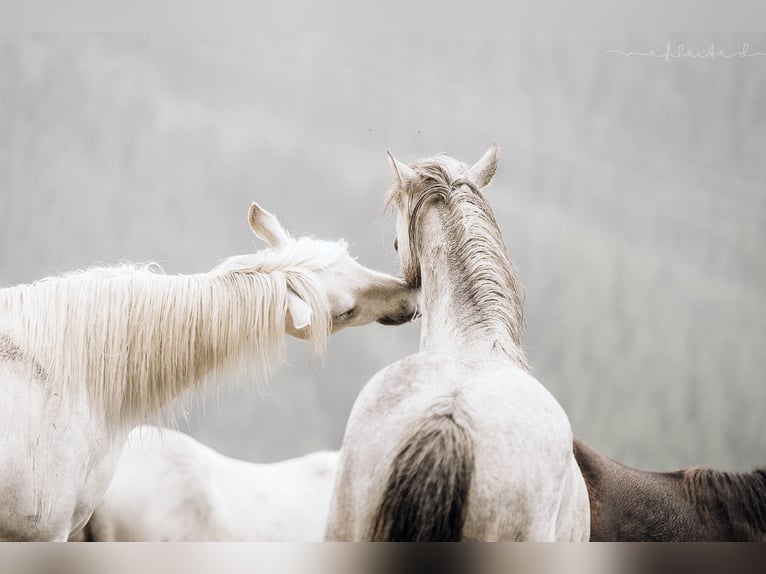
left=1, top=33, right=764, bottom=471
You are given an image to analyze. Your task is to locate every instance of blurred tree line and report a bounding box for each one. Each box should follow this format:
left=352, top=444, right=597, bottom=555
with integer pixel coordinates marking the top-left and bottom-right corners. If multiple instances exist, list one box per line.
left=0, top=33, right=763, bottom=470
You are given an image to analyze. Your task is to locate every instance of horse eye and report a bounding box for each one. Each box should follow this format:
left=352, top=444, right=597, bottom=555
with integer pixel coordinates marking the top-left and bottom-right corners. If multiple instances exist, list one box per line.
left=337, top=307, right=356, bottom=321
left=393, top=237, right=399, bottom=252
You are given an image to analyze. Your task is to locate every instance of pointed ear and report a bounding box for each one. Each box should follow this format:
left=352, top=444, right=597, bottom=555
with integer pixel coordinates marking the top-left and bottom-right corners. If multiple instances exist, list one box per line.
left=468, top=144, right=499, bottom=188
left=386, top=151, right=416, bottom=186
left=248, top=202, right=292, bottom=249
left=286, top=291, right=312, bottom=330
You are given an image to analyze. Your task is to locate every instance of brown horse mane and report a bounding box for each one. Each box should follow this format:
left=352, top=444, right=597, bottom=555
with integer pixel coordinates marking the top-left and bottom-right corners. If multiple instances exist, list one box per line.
left=682, top=466, right=766, bottom=540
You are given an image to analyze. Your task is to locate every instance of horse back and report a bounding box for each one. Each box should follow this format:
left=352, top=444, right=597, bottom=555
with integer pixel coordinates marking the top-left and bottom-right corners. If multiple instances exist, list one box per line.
left=574, top=439, right=704, bottom=541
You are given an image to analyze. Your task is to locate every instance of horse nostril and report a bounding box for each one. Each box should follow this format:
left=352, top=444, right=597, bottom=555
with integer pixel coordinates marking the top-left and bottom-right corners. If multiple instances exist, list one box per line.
left=393, top=237, right=398, bottom=252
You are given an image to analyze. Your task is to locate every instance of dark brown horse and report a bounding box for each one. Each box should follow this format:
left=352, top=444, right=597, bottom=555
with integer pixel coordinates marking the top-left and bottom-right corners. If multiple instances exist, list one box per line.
left=574, top=438, right=766, bottom=541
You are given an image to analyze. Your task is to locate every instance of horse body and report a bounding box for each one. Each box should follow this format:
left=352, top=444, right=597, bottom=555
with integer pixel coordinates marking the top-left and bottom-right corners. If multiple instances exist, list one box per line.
left=326, top=147, right=590, bottom=541
left=574, top=438, right=766, bottom=541
left=0, top=266, right=292, bottom=541
left=0, top=203, right=416, bottom=541
left=77, top=426, right=338, bottom=541
left=327, top=352, right=585, bottom=541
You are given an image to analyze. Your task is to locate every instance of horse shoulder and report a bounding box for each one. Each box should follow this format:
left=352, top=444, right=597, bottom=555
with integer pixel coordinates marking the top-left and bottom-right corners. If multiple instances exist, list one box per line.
left=0, top=357, right=122, bottom=541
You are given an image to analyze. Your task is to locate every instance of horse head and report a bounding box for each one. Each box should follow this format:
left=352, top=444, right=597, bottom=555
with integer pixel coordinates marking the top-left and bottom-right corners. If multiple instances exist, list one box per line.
left=248, top=203, right=419, bottom=339
left=384, top=144, right=500, bottom=287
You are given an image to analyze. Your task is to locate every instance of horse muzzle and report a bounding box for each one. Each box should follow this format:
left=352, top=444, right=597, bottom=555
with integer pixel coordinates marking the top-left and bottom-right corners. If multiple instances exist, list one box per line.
left=376, top=308, right=421, bottom=326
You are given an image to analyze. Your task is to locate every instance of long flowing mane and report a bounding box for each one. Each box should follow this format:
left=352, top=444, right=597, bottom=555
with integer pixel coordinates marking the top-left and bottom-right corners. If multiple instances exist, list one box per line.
left=387, top=157, right=528, bottom=369
left=0, top=238, right=340, bottom=424
left=682, top=467, right=766, bottom=540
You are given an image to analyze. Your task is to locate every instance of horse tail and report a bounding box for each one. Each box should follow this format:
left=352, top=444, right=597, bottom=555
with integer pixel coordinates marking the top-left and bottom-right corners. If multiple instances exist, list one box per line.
left=69, top=520, right=95, bottom=542
left=368, top=407, right=474, bottom=541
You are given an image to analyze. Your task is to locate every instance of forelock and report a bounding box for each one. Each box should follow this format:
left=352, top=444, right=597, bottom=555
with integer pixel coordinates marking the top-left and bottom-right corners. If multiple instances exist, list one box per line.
left=385, top=154, right=470, bottom=211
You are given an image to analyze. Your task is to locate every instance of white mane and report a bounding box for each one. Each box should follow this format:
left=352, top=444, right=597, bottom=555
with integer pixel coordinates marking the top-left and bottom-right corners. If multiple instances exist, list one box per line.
left=389, top=157, right=528, bottom=369
left=0, top=238, right=344, bottom=424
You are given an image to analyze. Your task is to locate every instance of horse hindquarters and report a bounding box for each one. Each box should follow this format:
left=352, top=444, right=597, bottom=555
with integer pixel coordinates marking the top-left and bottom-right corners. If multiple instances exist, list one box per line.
left=553, top=455, right=591, bottom=541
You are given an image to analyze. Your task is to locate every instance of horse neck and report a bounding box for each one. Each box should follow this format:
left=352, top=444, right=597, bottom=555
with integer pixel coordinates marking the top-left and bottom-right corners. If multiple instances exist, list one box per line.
left=5, top=267, right=293, bottom=427
left=416, top=201, right=528, bottom=368
left=120, top=271, right=295, bottom=425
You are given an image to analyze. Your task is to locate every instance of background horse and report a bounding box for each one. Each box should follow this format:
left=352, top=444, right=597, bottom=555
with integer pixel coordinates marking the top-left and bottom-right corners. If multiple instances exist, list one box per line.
left=325, top=146, right=590, bottom=541
left=70, top=426, right=338, bottom=541
left=574, top=438, right=766, bottom=541
left=0, top=202, right=416, bottom=541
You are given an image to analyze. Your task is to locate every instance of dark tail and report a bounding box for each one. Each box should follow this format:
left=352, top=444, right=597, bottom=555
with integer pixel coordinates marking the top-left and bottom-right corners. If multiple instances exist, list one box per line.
left=68, top=519, right=95, bottom=542
left=368, top=409, right=474, bottom=541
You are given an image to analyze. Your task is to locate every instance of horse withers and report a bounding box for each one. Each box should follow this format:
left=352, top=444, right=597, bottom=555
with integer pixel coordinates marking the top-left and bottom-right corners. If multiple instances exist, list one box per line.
left=326, top=147, right=590, bottom=541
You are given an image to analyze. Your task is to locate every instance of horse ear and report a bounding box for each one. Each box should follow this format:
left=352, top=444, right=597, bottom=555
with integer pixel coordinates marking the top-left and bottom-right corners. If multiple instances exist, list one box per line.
left=468, top=144, right=499, bottom=188
left=248, top=202, right=292, bottom=249
left=287, top=292, right=312, bottom=330
left=387, top=151, right=416, bottom=186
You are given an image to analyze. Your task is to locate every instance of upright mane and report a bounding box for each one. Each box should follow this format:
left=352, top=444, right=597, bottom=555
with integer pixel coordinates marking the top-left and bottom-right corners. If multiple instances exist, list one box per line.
left=388, top=157, right=528, bottom=368
left=0, top=238, right=340, bottom=424
left=682, top=467, right=766, bottom=540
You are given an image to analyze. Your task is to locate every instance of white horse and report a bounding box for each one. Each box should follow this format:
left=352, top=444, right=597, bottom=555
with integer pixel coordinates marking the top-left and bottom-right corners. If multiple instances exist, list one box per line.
left=0, top=202, right=417, bottom=541
left=326, top=146, right=590, bottom=541
left=69, top=426, right=338, bottom=541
